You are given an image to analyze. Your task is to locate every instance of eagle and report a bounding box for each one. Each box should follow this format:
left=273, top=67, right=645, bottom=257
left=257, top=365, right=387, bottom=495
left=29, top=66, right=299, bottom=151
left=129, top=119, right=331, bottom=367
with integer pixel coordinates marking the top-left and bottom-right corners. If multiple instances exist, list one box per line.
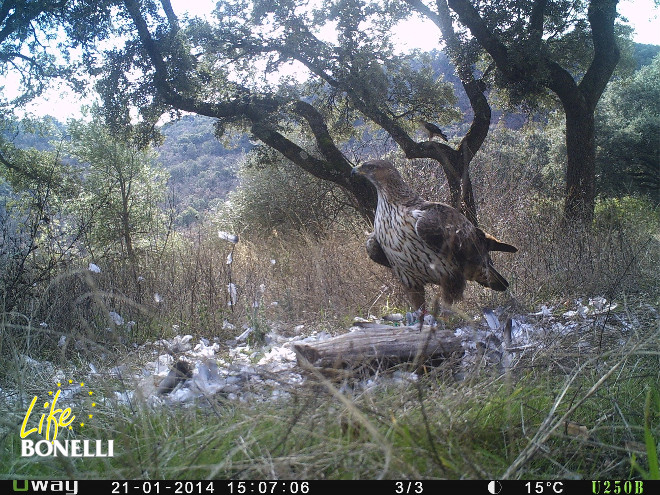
left=421, top=121, right=448, bottom=141
left=351, top=160, right=517, bottom=312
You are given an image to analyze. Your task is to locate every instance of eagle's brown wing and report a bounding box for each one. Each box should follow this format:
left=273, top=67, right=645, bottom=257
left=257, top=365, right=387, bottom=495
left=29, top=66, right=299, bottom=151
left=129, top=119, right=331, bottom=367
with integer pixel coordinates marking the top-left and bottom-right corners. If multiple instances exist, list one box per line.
left=413, top=202, right=517, bottom=255
left=413, top=202, right=515, bottom=294
left=412, top=202, right=476, bottom=257
left=365, top=232, right=391, bottom=268
left=411, top=202, right=475, bottom=303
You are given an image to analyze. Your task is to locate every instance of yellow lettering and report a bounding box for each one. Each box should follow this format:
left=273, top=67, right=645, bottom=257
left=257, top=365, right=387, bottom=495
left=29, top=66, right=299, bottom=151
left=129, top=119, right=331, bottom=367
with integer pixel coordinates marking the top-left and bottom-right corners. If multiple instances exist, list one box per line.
left=38, top=407, right=45, bottom=434
left=20, top=390, right=76, bottom=442
left=44, top=389, right=63, bottom=441
left=59, top=407, right=75, bottom=428
left=20, top=396, right=39, bottom=438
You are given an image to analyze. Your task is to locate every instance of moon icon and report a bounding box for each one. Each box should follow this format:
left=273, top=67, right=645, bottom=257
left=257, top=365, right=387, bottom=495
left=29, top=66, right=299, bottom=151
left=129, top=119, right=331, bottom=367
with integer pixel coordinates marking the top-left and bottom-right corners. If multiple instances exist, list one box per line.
left=488, top=481, right=502, bottom=494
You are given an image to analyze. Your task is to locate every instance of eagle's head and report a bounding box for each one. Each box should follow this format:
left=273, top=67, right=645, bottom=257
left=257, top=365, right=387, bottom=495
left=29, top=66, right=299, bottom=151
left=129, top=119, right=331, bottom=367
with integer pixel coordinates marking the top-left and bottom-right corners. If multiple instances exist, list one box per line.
left=351, top=160, right=419, bottom=203
left=351, top=160, right=402, bottom=185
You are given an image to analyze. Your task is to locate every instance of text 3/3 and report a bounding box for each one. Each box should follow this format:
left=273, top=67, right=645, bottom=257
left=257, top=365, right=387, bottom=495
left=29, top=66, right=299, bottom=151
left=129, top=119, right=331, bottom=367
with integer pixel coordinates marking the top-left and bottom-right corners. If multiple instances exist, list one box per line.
left=395, top=481, right=423, bottom=494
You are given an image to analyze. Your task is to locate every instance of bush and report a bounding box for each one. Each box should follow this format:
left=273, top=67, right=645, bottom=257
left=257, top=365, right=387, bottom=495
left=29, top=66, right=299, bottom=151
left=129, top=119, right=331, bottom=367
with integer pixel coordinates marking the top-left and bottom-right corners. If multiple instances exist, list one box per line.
left=225, top=146, right=362, bottom=236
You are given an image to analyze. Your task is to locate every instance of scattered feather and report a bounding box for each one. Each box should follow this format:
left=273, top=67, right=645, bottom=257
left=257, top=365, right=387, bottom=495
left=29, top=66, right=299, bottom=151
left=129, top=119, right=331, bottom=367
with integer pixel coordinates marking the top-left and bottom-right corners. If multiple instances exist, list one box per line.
left=7, top=295, right=634, bottom=408
left=218, top=231, right=239, bottom=244
left=236, top=327, right=253, bottom=342
left=484, top=308, right=500, bottom=330
left=109, top=311, right=124, bottom=326
left=227, top=283, right=237, bottom=306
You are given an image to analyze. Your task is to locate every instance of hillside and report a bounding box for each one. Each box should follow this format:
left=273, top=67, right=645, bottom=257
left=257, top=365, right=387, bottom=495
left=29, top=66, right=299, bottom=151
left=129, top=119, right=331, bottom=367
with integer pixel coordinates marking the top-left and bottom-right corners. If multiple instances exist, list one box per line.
left=3, top=43, right=656, bottom=226
left=156, top=115, right=252, bottom=222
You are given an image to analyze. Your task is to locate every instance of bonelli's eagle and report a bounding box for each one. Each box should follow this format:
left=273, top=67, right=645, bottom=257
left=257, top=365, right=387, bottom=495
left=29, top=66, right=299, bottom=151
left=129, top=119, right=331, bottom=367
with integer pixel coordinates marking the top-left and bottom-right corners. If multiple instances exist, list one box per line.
left=421, top=121, right=448, bottom=141
left=352, top=160, right=517, bottom=311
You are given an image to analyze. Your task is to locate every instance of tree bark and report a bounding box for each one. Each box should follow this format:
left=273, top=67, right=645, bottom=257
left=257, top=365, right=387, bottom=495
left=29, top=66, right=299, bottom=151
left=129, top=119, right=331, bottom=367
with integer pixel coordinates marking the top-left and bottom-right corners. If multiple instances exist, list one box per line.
left=293, top=324, right=463, bottom=374
left=564, top=101, right=596, bottom=221
left=250, top=114, right=378, bottom=223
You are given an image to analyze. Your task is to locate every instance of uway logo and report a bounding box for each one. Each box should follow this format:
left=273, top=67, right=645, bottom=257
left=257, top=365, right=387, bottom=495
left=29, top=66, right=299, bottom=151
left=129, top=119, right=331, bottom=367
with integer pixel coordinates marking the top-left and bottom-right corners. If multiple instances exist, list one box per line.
left=19, top=378, right=114, bottom=458
left=12, top=480, right=78, bottom=495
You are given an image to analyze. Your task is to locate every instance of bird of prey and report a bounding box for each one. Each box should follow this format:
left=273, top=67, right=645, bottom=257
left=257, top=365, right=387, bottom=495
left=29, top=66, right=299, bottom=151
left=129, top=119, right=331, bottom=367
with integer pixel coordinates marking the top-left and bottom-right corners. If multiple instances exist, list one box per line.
left=421, top=121, right=448, bottom=141
left=352, top=160, right=517, bottom=312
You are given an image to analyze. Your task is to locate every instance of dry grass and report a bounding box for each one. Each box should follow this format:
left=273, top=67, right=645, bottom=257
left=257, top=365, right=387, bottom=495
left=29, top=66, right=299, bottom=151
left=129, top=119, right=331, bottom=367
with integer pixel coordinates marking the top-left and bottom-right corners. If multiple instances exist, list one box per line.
left=1, top=140, right=659, bottom=479
left=2, top=174, right=657, bottom=369
left=2, top=307, right=657, bottom=479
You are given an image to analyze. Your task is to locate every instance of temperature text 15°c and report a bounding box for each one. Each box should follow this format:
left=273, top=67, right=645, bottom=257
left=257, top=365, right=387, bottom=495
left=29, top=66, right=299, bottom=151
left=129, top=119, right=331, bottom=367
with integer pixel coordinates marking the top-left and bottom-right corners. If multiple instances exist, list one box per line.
left=525, top=482, right=564, bottom=494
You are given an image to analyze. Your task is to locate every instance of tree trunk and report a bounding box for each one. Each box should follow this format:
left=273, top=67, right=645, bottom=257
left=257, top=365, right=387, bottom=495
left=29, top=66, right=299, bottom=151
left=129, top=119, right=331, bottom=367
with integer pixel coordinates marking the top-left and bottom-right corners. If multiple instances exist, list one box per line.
left=564, top=102, right=596, bottom=224
left=440, top=148, right=478, bottom=226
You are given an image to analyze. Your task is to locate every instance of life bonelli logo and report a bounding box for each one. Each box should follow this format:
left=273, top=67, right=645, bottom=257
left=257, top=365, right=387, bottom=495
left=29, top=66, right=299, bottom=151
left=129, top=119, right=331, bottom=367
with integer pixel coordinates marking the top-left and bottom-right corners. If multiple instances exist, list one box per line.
left=19, top=378, right=114, bottom=458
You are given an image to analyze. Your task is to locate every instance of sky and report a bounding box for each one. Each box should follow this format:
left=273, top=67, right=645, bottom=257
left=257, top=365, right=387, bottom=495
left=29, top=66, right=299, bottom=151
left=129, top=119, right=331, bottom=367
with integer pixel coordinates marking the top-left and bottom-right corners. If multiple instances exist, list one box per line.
left=7, top=0, right=659, bottom=122
left=169, top=0, right=660, bottom=49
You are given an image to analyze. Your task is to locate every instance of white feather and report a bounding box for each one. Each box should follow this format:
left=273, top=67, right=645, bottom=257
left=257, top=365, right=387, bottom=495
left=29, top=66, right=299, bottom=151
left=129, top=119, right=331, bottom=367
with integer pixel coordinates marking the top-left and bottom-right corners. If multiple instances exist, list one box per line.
left=218, top=231, right=239, bottom=244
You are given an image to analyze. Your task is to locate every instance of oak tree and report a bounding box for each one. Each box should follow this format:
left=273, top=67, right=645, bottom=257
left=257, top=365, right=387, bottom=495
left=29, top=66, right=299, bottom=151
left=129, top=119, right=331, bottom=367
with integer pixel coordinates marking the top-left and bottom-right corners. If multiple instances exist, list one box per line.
left=439, top=0, right=622, bottom=222
left=98, top=0, right=491, bottom=222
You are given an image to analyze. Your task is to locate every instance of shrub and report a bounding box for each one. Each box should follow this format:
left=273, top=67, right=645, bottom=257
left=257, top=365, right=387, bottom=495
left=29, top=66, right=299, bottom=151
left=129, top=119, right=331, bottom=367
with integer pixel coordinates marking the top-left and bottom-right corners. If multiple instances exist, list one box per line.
left=225, top=145, right=362, bottom=236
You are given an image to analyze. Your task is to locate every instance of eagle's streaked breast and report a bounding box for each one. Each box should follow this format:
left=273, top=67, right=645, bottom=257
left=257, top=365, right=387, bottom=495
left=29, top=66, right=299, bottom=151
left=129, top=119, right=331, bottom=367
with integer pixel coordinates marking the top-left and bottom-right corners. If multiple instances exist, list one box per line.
left=374, top=194, right=450, bottom=290
left=352, top=160, right=517, bottom=311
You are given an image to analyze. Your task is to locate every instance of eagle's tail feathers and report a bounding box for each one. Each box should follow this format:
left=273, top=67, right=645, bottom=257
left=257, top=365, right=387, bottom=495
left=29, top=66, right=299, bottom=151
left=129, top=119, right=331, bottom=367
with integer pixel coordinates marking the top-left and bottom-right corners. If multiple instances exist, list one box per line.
left=482, top=231, right=518, bottom=253
left=475, top=265, right=509, bottom=291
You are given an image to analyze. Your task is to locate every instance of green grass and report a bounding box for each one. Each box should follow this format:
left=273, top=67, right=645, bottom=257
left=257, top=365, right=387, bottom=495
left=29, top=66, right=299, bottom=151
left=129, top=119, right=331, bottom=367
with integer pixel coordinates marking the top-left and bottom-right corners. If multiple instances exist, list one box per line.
left=1, top=188, right=658, bottom=480
left=2, top=321, right=658, bottom=479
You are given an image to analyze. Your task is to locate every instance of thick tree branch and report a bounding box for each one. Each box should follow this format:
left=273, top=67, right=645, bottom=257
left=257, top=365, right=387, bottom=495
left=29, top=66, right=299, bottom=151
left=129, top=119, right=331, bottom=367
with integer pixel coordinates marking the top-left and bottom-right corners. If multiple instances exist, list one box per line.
left=292, top=101, right=353, bottom=172
left=403, top=0, right=491, bottom=223
left=159, top=0, right=179, bottom=31
left=250, top=120, right=377, bottom=221
left=447, top=0, right=510, bottom=71
left=0, top=50, right=43, bottom=70
left=239, top=23, right=461, bottom=179
left=286, top=38, right=458, bottom=165
left=432, top=1, right=490, bottom=162
left=580, top=0, right=620, bottom=109
left=544, top=59, right=582, bottom=106
left=122, top=0, right=279, bottom=121
left=529, top=0, right=548, bottom=44
left=120, top=1, right=380, bottom=218
left=122, top=0, right=175, bottom=94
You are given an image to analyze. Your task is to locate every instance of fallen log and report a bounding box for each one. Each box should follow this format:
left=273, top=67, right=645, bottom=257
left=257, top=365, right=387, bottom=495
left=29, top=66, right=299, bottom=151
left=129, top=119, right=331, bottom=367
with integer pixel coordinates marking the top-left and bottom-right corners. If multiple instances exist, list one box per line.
left=293, top=323, right=463, bottom=374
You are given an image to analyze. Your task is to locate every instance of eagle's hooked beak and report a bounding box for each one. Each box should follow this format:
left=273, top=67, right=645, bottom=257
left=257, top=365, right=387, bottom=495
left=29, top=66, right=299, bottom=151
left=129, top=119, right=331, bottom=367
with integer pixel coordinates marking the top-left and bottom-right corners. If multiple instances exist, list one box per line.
left=351, top=165, right=362, bottom=177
